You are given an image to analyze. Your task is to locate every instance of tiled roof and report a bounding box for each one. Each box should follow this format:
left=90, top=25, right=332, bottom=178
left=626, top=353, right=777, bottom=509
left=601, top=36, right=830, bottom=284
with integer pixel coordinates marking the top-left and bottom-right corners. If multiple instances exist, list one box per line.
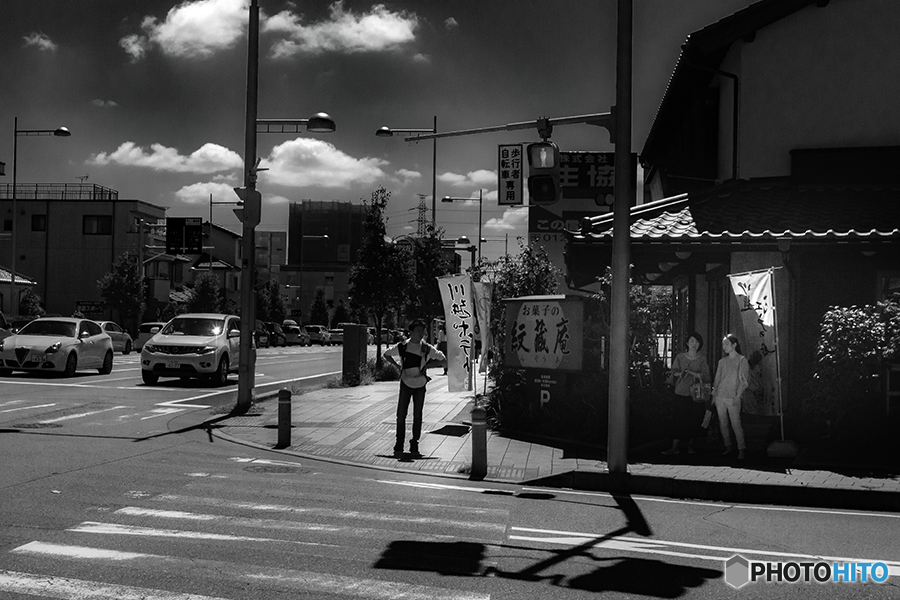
left=191, top=253, right=236, bottom=271
left=0, top=267, right=37, bottom=286
left=571, top=179, right=900, bottom=243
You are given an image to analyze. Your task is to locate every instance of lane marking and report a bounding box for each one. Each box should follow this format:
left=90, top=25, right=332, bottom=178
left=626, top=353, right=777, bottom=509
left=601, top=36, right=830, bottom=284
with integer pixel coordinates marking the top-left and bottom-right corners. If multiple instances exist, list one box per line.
left=0, top=569, right=230, bottom=600
left=140, top=408, right=185, bottom=420
left=378, top=479, right=512, bottom=495
left=0, top=399, right=25, bottom=408
left=0, top=402, right=56, bottom=413
left=38, top=406, right=128, bottom=423
left=228, top=457, right=304, bottom=467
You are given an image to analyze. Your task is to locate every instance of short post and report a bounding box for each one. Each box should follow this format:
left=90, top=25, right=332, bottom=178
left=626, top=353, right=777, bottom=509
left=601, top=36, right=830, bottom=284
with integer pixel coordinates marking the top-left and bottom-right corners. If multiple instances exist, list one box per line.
left=470, top=406, right=487, bottom=480
left=276, top=388, right=291, bottom=448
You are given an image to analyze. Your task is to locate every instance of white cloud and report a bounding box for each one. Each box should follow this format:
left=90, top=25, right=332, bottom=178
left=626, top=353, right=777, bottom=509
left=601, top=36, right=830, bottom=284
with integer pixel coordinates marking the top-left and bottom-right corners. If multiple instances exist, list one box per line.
left=175, top=181, right=236, bottom=205
left=122, top=0, right=246, bottom=60
left=23, top=32, right=57, bottom=52
left=264, top=1, right=418, bottom=57
left=484, top=207, right=528, bottom=232
left=444, top=17, right=459, bottom=30
left=396, top=168, right=421, bottom=180
left=261, top=138, right=387, bottom=188
left=438, top=169, right=496, bottom=188
left=89, top=141, right=243, bottom=174
left=411, top=53, right=430, bottom=63
left=91, top=99, right=118, bottom=108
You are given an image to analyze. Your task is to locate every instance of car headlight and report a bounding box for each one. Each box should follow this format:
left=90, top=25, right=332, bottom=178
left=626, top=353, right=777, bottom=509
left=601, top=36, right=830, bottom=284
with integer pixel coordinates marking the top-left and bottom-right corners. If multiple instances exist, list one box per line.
left=198, top=346, right=216, bottom=355
left=45, top=342, right=62, bottom=354
left=144, top=344, right=159, bottom=353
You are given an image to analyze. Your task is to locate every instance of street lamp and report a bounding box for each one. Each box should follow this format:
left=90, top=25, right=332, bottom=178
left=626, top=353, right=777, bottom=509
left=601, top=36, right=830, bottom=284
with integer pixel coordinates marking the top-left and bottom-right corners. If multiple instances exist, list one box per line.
left=236, top=0, right=335, bottom=410
left=9, top=118, right=71, bottom=313
left=441, top=189, right=483, bottom=263
left=375, top=116, right=438, bottom=227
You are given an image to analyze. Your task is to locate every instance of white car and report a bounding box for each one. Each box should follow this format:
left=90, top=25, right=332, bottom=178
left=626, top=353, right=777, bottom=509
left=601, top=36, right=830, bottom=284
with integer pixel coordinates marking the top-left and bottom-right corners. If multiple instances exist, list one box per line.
left=0, top=317, right=114, bottom=377
left=96, top=321, right=134, bottom=354
left=135, top=321, right=166, bottom=352
left=140, top=313, right=241, bottom=386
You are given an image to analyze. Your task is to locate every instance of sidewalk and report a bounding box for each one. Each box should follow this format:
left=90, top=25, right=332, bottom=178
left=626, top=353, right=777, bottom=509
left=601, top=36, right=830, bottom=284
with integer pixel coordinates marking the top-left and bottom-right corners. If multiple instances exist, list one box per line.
left=213, top=376, right=900, bottom=512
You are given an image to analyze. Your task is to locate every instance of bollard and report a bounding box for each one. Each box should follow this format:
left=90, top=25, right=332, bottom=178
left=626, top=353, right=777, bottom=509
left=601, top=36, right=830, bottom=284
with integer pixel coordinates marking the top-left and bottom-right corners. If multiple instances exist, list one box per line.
left=276, top=388, right=291, bottom=449
left=470, top=406, right=487, bottom=480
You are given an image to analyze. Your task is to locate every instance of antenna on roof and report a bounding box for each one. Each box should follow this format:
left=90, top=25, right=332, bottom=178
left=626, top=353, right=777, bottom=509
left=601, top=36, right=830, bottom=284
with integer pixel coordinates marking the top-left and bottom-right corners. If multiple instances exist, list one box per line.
left=76, top=174, right=89, bottom=183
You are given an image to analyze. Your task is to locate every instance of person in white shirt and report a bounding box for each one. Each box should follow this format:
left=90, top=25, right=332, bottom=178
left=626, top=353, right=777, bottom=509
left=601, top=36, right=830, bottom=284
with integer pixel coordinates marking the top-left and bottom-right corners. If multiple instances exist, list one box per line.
left=384, top=319, right=447, bottom=457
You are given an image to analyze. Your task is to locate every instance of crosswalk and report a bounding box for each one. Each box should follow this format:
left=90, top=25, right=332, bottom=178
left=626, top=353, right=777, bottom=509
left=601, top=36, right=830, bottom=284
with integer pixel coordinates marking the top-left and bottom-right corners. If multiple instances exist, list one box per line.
left=1, top=460, right=504, bottom=599
left=0, top=398, right=208, bottom=427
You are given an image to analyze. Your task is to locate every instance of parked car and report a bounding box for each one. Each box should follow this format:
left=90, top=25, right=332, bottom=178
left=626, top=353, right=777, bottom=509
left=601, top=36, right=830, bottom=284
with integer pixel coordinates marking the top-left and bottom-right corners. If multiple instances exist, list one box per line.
left=282, top=319, right=299, bottom=328
left=254, top=320, right=270, bottom=348
left=140, top=313, right=240, bottom=386
left=328, top=328, right=344, bottom=345
left=284, top=325, right=310, bottom=346
left=0, top=317, right=114, bottom=377
left=0, top=312, right=12, bottom=341
left=305, top=324, right=332, bottom=346
left=10, top=318, right=35, bottom=334
left=264, top=322, right=287, bottom=347
left=135, top=322, right=166, bottom=352
left=96, top=321, right=134, bottom=354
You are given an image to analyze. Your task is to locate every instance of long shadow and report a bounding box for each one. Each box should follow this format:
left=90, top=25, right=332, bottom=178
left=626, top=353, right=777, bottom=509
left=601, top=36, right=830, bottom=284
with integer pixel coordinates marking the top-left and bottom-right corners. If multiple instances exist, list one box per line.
left=567, top=557, right=720, bottom=596
left=374, top=541, right=486, bottom=576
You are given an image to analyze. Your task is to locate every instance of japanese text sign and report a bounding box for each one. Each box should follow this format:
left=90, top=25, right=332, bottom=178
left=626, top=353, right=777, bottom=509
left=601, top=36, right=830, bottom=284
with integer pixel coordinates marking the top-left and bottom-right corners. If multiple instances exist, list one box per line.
left=498, top=144, right=524, bottom=206
left=503, top=295, right=583, bottom=371
left=438, top=274, right=476, bottom=391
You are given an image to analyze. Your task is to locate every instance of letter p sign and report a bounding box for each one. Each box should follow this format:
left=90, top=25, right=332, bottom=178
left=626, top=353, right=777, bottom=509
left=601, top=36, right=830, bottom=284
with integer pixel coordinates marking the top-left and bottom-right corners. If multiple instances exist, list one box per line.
left=540, top=390, right=551, bottom=406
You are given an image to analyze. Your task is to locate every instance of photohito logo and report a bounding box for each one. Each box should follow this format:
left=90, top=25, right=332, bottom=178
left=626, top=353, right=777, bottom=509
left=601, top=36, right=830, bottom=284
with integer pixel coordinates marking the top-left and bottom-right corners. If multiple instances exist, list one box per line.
left=723, top=555, right=889, bottom=589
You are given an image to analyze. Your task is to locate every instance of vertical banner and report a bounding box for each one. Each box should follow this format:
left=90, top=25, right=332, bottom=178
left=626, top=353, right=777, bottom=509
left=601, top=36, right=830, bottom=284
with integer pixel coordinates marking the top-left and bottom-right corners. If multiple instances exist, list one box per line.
left=472, top=282, right=494, bottom=374
left=438, top=274, right=476, bottom=392
left=498, top=144, right=523, bottom=205
left=727, top=269, right=782, bottom=416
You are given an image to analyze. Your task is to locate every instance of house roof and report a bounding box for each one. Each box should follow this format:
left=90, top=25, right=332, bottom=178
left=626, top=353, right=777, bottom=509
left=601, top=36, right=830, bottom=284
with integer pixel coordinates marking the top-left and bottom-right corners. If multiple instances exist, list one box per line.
left=191, top=253, right=236, bottom=271
left=569, top=178, right=900, bottom=244
left=642, top=0, right=819, bottom=164
left=0, top=267, right=37, bottom=286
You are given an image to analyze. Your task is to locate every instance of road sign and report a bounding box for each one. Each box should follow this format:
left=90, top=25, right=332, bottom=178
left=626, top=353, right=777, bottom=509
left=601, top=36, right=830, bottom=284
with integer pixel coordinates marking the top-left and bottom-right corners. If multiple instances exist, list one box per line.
left=166, top=217, right=203, bottom=254
left=498, top=144, right=523, bottom=205
left=76, top=300, right=105, bottom=315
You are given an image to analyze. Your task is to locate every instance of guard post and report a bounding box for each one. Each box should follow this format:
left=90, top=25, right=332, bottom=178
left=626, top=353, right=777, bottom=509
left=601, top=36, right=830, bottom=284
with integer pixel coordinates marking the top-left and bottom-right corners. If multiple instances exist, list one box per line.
left=470, top=406, right=487, bottom=480
left=276, top=388, right=291, bottom=448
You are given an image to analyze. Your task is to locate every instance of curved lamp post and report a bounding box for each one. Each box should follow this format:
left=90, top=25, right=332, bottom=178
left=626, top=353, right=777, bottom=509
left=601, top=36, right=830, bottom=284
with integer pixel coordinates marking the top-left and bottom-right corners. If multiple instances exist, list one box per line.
left=375, top=117, right=438, bottom=227
left=441, top=189, right=483, bottom=263
left=10, top=118, right=70, bottom=312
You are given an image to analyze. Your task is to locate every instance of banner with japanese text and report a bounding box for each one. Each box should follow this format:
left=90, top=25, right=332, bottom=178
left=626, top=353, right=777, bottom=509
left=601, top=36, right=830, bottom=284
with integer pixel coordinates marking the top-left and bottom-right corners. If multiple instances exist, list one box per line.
left=472, top=282, right=494, bottom=374
left=438, top=274, right=476, bottom=392
left=727, top=269, right=782, bottom=416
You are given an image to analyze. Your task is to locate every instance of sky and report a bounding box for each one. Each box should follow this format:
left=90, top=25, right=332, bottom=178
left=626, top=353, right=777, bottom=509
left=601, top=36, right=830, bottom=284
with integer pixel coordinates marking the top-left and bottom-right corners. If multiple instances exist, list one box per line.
left=1, top=0, right=757, bottom=263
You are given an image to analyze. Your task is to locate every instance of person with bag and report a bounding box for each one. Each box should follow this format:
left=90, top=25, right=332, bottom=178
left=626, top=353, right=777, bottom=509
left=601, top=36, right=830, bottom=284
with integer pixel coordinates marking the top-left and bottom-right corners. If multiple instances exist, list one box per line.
left=384, top=319, right=447, bottom=458
left=662, top=332, right=711, bottom=456
left=711, top=333, right=750, bottom=460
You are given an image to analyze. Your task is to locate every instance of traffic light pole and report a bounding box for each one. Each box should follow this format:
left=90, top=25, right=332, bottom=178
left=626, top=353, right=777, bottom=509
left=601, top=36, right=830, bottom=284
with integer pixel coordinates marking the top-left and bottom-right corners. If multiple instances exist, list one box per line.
left=401, top=112, right=612, bottom=144
left=237, top=0, right=260, bottom=412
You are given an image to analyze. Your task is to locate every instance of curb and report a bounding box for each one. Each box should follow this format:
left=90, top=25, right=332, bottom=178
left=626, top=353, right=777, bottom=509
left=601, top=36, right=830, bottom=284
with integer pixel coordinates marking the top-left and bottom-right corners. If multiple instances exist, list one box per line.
left=524, top=471, right=900, bottom=512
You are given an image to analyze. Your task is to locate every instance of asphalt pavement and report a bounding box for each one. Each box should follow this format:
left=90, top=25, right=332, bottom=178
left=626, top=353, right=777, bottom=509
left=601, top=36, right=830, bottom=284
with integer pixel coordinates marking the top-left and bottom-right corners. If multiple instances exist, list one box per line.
left=214, top=374, right=900, bottom=512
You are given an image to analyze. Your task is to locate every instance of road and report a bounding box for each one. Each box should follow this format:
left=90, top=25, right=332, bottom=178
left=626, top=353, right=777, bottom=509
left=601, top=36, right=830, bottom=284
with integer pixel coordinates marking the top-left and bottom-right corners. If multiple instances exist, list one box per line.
left=0, top=346, right=898, bottom=599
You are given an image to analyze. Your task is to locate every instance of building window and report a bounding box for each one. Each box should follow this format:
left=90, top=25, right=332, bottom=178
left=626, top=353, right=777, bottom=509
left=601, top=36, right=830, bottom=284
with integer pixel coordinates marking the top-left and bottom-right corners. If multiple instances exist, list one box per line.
left=31, top=214, right=47, bottom=232
left=83, top=215, right=112, bottom=235
left=3, top=219, right=11, bottom=232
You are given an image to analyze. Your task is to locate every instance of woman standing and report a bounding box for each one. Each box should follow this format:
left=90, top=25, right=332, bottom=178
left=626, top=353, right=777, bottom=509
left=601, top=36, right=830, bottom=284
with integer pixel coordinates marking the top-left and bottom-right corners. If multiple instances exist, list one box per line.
left=662, top=332, right=711, bottom=456
left=712, top=333, right=750, bottom=460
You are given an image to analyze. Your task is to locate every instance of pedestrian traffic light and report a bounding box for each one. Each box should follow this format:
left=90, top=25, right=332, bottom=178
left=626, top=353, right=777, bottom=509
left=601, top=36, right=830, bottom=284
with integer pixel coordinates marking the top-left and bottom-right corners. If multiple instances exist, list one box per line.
left=526, top=141, right=561, bottom=205
left=233, top=186, right=261, bottom=227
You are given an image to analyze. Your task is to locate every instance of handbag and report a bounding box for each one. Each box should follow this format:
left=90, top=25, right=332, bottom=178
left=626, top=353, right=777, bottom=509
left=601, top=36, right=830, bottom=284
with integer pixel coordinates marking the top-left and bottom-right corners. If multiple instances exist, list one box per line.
left=690, top=382, right=711, bottom=403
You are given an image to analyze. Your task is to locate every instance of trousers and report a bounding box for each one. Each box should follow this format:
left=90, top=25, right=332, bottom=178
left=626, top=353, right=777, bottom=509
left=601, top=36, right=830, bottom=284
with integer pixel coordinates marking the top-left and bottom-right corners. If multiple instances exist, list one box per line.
left=715, top=395, right=746, bottom=450
left=395, top=381, right=426, bottom=449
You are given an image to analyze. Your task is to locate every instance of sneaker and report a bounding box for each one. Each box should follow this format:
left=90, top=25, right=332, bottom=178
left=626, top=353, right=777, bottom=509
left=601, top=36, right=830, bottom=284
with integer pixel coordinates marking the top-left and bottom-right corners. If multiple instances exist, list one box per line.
left=392, top=446, right=403, bottom=458
left=409, top=443, right=421, bottom=457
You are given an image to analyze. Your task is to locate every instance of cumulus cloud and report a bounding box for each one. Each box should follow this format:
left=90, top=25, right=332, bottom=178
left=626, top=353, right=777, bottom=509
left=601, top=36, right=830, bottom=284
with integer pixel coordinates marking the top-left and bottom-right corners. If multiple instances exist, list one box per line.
left=396, top=168, right=421, bottom=180
left=175, top=181, right=237, bottom=205
left=261, top=138, right=388, bottom=188
left=23, top=32, right=57, bottom=52
left=437, top=169, right=496, bottom=188
left=121, top=0, right=246, bottom=60
left=264, top=1, right=418, bottom=57
left=91, top=99, right=118, bottom=108
left=89, top=141, right=242, bottom=174
left=484, top=207, right=529, bottom=232
left=444, top=17, right=459, bottom=30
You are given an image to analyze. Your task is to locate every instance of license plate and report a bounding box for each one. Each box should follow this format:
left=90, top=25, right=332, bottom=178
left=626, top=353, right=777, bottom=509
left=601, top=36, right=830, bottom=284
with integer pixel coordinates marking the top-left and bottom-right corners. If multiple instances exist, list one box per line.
left=165, top=361, right=180, bottom=369
left=30, top=354, right=46, bottom=362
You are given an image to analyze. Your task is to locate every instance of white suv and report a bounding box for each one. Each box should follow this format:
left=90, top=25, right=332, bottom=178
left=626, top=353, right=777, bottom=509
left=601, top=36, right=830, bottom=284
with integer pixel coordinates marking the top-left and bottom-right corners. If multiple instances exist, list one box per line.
left=141, top=313, right=241, bottom=386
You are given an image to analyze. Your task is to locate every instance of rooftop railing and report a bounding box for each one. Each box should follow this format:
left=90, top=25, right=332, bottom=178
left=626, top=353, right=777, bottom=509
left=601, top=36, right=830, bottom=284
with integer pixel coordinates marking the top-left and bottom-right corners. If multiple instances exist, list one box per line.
left=0, top=183, right=119, bottom=201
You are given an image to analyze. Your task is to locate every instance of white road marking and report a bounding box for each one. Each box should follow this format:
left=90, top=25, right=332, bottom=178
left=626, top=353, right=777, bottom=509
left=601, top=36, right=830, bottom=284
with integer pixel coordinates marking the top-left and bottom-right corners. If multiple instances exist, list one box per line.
left=228, top=456, right=304, bottom=467
left=0, top=569, right=229, bottom=600
left=0, top=402, right=56, bottom=413
left=0, top=399, right=24, bottom=408
left=378, top=479, right=511, bottom=494
left=10, top=542, right=489, bottom=600
left=509, top=526, right=900, bottom=576
left=39, top=406, right=128, bottom=423
left=140, top=408, right=185, bottom=420
left=519, top=486, right=900, bottom=519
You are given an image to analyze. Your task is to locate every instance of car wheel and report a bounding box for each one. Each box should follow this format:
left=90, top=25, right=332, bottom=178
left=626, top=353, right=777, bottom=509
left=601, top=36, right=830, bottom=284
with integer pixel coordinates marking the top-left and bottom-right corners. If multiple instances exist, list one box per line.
left=142, top=370, right=159, bottom=385
left=124, top=340, right=132, bottom=355
left=212, top=355, right=229, bottom=387
left=63, top=353, right=77, bottom=377
left=98, top=351, right=113, bottom=375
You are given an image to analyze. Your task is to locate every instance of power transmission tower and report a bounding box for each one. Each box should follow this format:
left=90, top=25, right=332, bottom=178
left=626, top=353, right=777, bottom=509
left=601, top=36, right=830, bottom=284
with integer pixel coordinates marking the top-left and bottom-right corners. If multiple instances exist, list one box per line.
left=415, top=194, right=429, bottom=237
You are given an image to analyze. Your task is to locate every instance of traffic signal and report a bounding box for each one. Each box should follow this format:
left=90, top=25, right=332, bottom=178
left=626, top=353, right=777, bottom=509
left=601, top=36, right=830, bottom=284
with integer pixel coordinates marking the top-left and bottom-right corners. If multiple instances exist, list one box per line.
left=526, top=141, right=561, bottom=205
left=233, top=186, right=261, bottom=227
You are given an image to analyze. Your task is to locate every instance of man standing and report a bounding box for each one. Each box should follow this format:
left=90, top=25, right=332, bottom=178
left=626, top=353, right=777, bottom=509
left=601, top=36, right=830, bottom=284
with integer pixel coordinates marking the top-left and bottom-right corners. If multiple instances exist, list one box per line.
left=384, top=319, right=447, bottom=457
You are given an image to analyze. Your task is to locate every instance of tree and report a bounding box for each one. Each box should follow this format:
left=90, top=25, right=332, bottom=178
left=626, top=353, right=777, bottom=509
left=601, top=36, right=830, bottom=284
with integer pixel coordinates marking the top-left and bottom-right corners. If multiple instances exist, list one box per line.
left=97, top=252, right=143, bottom=330
left=185, top=271, right=222, bottom=313
left=18, top=289, right=45, bottom=317
left=349, top=187, right=412, bottom=368
left=265, top=279, right=286, bottom=325
left=405, top=224, right=452, bottom=323
left=309, top=288, right=328, bottom=326
left=330, top=298, right=349, bottom=328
